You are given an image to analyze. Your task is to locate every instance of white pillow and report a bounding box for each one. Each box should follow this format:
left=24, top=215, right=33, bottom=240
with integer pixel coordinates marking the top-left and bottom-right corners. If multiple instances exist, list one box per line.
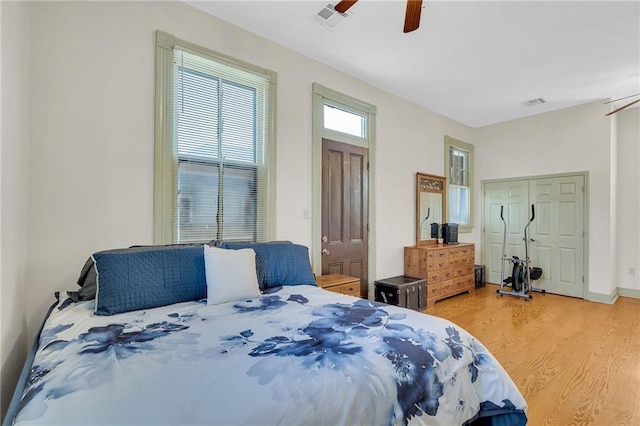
left=204, top=245, right=261, bottom=305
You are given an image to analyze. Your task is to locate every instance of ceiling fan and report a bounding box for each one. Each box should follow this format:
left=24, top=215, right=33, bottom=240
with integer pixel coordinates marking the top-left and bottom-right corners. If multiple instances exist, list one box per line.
left=334, top=0, right=424, bottom=33
left=604, top=93, right=640, bottom=116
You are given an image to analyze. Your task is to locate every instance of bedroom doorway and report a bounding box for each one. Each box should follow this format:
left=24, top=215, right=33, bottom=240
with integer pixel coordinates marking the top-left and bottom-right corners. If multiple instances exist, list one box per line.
left=312, top=83, right=377, bottom=298
left=482, top=173, right=587, bottom=298
left=321, top=139, right=369, bottom=293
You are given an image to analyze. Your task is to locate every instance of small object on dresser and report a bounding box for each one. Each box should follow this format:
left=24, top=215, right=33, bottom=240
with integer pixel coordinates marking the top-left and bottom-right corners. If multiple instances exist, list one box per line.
left=430, top=223, right=440, bottom=239
left=442, top=223, right=459, bottom=244
left=374, top=276, right=427, bottom=311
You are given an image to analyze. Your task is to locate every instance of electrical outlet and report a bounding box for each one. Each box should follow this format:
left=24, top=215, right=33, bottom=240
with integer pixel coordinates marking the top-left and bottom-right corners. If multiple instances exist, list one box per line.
left=629, top=267, right=636, bottom=276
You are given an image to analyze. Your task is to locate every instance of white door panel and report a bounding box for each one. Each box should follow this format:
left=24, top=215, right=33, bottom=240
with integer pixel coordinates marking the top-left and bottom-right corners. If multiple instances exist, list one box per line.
left=482, top=180, right=528, bottom=284
left=482, top=174, right=585, bottom=298
left=529, top=175, right=585, bottom=298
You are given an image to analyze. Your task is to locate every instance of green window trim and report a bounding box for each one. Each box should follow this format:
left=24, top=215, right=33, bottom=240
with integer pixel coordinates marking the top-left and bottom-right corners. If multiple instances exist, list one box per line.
left=444, top=135, right=474, bottom=233
left=154, top=30, right=277, bottom=245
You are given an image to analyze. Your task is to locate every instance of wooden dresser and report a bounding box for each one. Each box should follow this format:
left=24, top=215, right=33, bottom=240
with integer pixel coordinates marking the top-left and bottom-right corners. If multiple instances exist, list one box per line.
left=316, top=274, right=361, bottom=297
left=404, top=243, right=475, bottom=308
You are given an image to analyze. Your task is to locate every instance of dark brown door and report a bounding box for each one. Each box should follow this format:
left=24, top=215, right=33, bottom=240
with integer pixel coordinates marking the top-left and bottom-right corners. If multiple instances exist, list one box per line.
left=321, top=138, right=369, bottom=297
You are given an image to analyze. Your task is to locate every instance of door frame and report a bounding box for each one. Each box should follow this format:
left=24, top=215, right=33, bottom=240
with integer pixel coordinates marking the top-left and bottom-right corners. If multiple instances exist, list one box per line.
left=480, top=171, right=590, bottom=300
left=312, top=83, right=377, bottom=298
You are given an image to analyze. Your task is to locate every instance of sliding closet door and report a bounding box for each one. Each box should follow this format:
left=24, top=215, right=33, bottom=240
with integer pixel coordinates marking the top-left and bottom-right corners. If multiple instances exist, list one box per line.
left=529, top=175, right=585, bottom=298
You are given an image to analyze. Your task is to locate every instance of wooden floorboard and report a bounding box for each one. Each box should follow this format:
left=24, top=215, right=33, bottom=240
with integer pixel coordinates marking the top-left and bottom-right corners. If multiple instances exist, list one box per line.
left=427, top=284, right=640, bottom=426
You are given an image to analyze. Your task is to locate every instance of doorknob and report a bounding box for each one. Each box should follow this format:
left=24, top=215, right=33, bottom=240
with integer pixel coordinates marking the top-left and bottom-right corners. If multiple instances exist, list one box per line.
left=321, top=248, right=330, bottom=256
left=322, top=236, right=328, bottom=243
left=530, top=238, right=536, bottom=242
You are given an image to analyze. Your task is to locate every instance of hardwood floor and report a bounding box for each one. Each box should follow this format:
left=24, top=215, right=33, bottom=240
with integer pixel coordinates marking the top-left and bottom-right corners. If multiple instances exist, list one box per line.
left=427, top=284, right=640, bottom=426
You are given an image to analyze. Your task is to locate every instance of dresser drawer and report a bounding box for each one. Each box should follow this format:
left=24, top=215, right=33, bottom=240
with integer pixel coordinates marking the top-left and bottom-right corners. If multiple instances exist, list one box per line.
left=454, top=276, right=472, bottom=291
left=441, top=267, right=454, bottom=282
left=453, top=266, right=468, bottom=278
left=428, top=269, right=442, bottom=284
left=440, top=280, right=455, bottom=296
left=427, top=248, right=449, bottom=261
left=431, top=258, right=449, bottom=271
left=461, top=264, right=474, bottom=276
left=458, top=254, right=473, bottom=265
left=428, top=282, right=443, bottom=298
left=316, top=274, right=361, bottom=297
left=335, top=282, right=360, bottom=297
left=458, top=246, right=472, bottom=257
left=449, top=247, right=461, bottom=257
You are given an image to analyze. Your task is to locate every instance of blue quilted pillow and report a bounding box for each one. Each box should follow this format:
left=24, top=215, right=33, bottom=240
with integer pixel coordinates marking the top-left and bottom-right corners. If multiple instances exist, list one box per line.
left=220, top=242, right=316, bottom=289
left=93, top=246, right=206, bottom=315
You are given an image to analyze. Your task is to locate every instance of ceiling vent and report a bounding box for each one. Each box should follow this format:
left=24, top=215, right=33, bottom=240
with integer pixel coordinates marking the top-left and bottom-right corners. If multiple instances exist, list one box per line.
left=312, top=3, right=352, bottom=29
left=523, top=98, right=547, bottom=107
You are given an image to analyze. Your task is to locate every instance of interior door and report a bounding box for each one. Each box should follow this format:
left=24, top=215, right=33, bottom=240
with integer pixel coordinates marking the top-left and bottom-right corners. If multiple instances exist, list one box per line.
left=321, top=138, right=369, bottom=297
left=482, top=174, right=586, bottom=298
left=483, top=180, right=529, bottom=284
left=529, top=175, right=585, bottom=298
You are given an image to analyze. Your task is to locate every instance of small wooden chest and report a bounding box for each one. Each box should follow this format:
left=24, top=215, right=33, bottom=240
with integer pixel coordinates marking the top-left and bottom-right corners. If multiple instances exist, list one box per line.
left=374, top=276, right=427, bottom=311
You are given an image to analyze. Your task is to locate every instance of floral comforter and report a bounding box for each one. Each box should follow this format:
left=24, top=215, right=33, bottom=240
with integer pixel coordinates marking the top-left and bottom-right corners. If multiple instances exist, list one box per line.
left=10, top=285, right=526, bottom=425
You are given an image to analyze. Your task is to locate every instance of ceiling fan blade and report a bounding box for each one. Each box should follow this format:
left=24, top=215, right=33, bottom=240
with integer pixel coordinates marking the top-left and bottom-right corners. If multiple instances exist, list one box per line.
left=334, top=0, right=358, bottom=14
left=404, top=0, right=423, bottom=33
left=605, top=98, right=640, bottom=116
left=603, top=93, right=640, bottom=104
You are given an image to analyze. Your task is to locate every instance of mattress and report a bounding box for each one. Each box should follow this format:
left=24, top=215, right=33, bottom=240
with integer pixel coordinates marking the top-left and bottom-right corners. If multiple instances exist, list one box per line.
left=7, top=285, right=527, bottom=425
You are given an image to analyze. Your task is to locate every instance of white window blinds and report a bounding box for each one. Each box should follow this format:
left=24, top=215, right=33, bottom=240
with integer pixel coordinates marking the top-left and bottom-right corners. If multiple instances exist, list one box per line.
left=449, top=147, right=470, bottom=225
left=172, top=47, right=272, bottom=243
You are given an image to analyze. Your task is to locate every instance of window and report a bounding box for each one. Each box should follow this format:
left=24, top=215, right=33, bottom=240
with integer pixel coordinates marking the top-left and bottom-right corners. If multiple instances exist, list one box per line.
left=155, top=31, right=276, bottom=244
left=444, top=136, right=474, bottom=231
left=323, top=103, right=366, bottom=137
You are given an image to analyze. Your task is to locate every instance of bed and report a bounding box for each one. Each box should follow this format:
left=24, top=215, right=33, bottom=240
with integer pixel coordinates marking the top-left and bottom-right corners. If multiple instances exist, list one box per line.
left=5, top=242, right=527, bottom=426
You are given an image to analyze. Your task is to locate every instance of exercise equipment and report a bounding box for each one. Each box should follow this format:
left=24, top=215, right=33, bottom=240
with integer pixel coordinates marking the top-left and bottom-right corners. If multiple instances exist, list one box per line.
left=497, top=204, right=545, bottom=300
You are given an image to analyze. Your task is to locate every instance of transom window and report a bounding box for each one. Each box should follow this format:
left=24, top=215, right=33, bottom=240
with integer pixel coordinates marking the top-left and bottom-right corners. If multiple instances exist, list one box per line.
left=323, top=103, right=366, bottom=137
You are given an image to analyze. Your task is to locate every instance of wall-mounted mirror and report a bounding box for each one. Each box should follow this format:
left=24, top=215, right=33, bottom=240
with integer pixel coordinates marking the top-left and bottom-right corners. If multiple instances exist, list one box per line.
left=416, top=173, right=446, bottom=246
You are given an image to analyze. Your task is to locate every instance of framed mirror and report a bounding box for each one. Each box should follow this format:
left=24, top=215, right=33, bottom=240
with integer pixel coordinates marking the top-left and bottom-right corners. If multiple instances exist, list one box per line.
left=416, top=173, right=446, bottom=246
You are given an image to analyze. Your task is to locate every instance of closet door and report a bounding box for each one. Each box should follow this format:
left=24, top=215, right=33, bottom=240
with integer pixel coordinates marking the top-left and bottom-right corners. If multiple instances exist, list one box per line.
left=482, top=174, right=586, bottom=298
left=482, top=180, right=529, bottom=285
left=529, top=175, right=585, bottom=298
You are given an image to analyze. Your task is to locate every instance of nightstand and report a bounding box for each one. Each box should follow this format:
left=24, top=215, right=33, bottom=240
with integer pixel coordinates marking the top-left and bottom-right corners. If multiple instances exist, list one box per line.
left=316, top=274, right=360, bottom=297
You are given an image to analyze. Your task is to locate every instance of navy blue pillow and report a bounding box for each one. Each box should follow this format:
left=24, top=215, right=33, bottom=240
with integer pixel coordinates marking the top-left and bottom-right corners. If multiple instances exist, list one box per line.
left=93, top=246, right=206, bottom=316
left=220, top=242, right=316, bottom=289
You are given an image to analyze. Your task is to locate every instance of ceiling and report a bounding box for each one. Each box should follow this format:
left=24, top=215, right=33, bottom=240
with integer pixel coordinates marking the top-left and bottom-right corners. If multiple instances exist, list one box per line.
left=186, top=0, right=640, bottom=128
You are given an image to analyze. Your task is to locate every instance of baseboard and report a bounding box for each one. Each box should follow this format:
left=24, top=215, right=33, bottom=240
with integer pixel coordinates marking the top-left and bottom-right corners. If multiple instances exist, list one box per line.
left=487, top=283, right=638, bottom=302
left=588, top=289, right=619, bottom=304
left=617, top=287, right=640, bottom=299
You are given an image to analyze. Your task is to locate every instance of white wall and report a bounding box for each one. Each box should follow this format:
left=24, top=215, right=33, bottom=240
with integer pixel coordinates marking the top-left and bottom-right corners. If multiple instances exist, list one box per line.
left=616, top=107, right=640, bottom=292
left=473, top=101, right=615, bottom=298
left=23, top=1, right=471, bottom=343
left=1, top=0, right=30, bottom=418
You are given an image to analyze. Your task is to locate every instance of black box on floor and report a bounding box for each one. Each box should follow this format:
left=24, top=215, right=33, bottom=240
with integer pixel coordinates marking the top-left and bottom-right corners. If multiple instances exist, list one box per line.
left=475, top=265, right=485, bottom=289
left=374, top=276, right=427, bottom=311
